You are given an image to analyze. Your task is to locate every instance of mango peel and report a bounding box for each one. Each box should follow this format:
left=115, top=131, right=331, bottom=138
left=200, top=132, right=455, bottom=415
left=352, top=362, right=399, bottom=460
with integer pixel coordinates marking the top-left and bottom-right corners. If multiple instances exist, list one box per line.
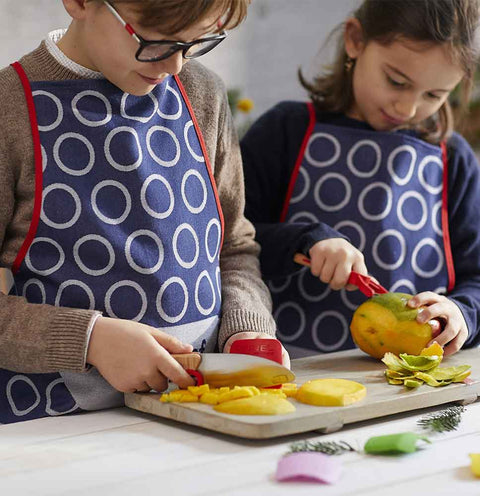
left=382, top=344, right=471, bottom=388
left=350, top=292, right=432, bottom=359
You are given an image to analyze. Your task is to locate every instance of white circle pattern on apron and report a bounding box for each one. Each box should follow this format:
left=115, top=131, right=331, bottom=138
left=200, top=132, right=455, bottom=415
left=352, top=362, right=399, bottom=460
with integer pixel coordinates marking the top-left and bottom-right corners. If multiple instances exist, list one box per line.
left=271, top=120, right=450, bottom=354
left=4, top=74, right=222, bottom=423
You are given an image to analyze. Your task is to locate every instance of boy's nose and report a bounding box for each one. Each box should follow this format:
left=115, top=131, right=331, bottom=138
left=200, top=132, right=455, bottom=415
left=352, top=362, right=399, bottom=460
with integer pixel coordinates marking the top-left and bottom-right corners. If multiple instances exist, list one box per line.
left=161, top=50, right=185, bottom=76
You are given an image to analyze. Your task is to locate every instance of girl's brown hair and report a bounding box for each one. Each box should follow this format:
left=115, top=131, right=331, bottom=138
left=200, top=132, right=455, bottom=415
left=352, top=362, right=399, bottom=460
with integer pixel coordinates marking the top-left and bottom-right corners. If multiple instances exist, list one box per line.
left=300, top=0, right=480, bottom=143
left=89, top=0, right=249, bottom=34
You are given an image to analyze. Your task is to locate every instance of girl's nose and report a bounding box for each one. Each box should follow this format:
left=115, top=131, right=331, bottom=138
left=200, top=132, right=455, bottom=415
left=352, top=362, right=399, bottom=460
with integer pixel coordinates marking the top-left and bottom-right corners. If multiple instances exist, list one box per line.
left=393, top=98, right=417, bottom=120
left=161, top=50, right=185, bottom=76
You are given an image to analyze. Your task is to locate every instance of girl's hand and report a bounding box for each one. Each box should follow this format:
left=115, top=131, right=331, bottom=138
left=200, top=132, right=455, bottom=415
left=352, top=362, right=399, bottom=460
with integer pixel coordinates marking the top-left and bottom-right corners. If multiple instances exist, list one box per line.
left=223, top=331, right=291, bottom=369
left=308, top=238, right=368, bottom=291
left=407, top=291, right=468, bottom=356
left=87, top=316, right=196, bottom=393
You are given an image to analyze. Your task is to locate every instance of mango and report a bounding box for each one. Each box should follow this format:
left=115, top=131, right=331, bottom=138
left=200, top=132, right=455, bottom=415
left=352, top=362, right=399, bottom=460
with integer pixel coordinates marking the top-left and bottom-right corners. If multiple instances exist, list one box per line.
left=296, top=378, right=366, bottom=406
left=350, top=292, right=432, bottom=359
left=213, top=394, right=296, bottom=415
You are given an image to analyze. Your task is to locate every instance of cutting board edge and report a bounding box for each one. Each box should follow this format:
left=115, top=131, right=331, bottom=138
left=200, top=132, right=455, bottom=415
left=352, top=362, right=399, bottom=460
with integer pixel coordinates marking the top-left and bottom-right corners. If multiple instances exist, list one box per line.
left=124, top=383, right=480, bottom=439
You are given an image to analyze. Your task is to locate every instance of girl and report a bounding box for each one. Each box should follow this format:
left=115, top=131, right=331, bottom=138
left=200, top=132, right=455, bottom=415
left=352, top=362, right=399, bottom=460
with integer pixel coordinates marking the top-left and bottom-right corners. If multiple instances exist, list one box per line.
left=241, top=0, right=480, bottom=358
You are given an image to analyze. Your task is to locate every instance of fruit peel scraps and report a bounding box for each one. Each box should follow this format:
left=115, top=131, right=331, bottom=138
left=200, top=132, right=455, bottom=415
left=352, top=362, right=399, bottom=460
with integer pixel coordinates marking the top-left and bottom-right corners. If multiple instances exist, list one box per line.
left=381, top=343, right=471, bottom=388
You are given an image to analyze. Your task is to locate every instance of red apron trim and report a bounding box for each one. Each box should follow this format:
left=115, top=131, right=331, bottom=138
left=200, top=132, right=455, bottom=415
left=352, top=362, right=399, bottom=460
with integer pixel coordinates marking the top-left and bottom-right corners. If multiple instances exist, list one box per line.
left=280, top=101, right=316, bottom=222
left=441, top=141, right=455, bottom=291
left=175, top=75, right=225, bottom=250
left=10, top=62, right=43, bottom=275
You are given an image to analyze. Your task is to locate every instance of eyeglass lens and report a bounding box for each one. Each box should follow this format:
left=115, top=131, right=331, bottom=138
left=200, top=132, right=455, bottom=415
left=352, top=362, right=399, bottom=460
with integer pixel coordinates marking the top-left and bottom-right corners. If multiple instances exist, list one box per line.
left=137, top=38, right=222, bottom=62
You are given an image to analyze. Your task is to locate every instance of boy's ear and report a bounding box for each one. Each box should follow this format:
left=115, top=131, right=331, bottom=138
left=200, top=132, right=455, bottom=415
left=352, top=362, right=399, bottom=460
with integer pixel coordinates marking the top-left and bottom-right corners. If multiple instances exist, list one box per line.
left=62, top=0, right=89, bottom=20
left=344, top=17, right=366, bottom=59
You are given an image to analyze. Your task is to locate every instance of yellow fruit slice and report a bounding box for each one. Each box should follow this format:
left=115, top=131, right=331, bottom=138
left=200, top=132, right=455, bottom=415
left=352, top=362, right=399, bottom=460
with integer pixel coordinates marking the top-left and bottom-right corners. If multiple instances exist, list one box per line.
left=213, top=394, right=296, bottom=415
left=160, top=390, right=198, bottom=403
left=470, top=454, right=480, bottom=477
left=187, top=384, right=210, bottom=396
left=420, top=342, right=444, bottom=358
left=296, top=379, right=367, bottom=406
left=199, top=391, right=221, bottom=405
left=280, top=383, right=298, bottom=398
left=217, top=387, right=257, bottom=404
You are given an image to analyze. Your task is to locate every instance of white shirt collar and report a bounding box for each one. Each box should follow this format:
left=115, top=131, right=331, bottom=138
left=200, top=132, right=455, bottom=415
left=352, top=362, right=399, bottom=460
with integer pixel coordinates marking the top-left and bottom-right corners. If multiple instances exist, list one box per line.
left=45, top=29, right=104, bottom=79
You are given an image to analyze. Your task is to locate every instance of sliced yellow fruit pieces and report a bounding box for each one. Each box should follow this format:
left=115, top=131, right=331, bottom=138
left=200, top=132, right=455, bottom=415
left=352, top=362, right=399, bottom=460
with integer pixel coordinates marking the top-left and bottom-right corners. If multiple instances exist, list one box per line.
left=296, top=378, right=366, bottom=407
left=214, top=394, right=295, bottom=415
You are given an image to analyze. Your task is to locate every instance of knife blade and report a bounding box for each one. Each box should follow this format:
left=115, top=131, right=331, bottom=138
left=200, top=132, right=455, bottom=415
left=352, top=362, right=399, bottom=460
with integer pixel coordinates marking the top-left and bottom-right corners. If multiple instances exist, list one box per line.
left=171, top=352, right=295, bottom=388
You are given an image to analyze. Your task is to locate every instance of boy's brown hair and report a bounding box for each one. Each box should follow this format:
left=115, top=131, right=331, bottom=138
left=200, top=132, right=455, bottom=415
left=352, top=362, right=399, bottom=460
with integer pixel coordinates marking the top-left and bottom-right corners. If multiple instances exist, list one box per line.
left=88, top=0, right=249, bottom=34
left=300, top=0, right=480, bottom=144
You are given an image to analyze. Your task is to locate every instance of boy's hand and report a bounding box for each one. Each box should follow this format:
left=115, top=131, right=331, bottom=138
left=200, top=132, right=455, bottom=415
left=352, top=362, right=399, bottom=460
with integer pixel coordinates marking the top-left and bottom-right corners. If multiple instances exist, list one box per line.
left=223, top=332, right=291, bottom=369
left=87, top=317, right=195, bottom=393
left=407, top=292, right=468, bottom=356
left=308, top=238, right=367, bottom=291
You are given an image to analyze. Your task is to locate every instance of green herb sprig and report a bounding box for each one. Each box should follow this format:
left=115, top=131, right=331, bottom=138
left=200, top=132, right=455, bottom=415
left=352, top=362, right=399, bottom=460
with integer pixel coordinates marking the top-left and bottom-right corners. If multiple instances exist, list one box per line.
left=286, top=440, right=356, bottom=456
left=417, top=405, right=465, bottom=433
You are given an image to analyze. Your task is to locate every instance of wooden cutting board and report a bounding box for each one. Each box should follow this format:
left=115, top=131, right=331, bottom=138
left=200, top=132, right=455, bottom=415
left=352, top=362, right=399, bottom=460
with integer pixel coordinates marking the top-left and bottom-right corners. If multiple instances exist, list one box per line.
left=125, top=348, right=480, bottom=439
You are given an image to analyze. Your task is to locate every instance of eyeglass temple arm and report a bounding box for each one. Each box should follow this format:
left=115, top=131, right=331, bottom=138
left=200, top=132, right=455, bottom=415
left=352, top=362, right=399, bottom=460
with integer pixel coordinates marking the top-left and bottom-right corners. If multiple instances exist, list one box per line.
left=103, top=0, right=141, bottom=43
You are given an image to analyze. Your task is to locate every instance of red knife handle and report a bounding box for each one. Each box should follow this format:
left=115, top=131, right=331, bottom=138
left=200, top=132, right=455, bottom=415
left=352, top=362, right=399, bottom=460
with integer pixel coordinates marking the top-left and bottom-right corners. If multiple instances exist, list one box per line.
left=185, top=369, right=204, bottom=386
left=172, top=353, right=204, bottom=385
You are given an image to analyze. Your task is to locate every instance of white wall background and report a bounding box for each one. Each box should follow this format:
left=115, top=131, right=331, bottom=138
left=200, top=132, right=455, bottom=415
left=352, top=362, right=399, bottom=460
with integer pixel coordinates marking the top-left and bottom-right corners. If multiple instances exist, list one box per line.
left=0, top=0, right=359, bottom=120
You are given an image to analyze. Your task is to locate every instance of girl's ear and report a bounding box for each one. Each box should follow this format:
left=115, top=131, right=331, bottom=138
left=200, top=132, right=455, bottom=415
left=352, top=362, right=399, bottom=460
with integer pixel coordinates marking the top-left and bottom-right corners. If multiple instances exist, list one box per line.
left=344, top=18, right=366, bottom=59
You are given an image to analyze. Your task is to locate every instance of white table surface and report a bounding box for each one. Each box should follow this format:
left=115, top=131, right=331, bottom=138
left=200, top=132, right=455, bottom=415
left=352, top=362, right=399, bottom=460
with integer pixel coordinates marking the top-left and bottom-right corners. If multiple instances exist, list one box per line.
left=1, top=394, right=479, bottom=495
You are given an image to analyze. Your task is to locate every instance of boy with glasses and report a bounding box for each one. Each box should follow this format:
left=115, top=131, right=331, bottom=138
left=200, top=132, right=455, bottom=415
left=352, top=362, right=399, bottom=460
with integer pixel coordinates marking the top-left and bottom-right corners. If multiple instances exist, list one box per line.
left=0, top=0, right=283, bottom=423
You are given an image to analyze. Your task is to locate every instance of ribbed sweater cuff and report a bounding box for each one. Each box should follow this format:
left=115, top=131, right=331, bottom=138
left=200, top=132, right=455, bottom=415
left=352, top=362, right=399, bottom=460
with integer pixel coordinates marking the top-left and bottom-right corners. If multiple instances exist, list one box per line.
left=46, top=309, right=96, bottom=371
left=218, top=310, right=277, bottom=351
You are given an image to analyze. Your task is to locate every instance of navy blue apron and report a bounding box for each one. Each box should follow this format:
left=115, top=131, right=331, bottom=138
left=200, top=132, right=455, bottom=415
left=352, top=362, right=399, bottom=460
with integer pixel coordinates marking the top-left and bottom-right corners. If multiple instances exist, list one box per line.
left=0, top=62, right=223, bottom=423
left=271, top=103, right=454, bottom=356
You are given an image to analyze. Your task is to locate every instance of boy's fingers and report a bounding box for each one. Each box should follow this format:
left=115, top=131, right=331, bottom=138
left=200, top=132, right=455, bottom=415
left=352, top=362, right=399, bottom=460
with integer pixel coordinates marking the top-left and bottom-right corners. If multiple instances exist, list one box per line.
left=151, top=329, right=193, bottom=353
left=144, top=374, right=169, bottom=393
left=157, top=354, right=196, bottom=389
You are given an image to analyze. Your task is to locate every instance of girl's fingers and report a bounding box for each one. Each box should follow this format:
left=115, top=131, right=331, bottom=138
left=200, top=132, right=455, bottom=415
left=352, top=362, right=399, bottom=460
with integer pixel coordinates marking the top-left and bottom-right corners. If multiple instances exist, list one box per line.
left=416, top=302, right=447, bottom=323
left=407, top=291, right=441, bottom=307
left=430, top=320, right=460, bottom=348
left=442, top=330, right=468, bottom=356
left=329, top=264, right=351, bottom=290
left=319, top=261, right=336, bottom=286
left=310, top=255, right=326, bottom=278
left=428, top=319, right=442, bottom=339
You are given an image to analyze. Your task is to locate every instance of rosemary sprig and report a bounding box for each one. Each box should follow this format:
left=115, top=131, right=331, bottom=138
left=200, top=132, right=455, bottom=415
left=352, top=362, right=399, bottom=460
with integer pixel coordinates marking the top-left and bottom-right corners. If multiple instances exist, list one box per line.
left=286, top=440, right=356, bottom=456
left=417, top=405, right=466, bottom=433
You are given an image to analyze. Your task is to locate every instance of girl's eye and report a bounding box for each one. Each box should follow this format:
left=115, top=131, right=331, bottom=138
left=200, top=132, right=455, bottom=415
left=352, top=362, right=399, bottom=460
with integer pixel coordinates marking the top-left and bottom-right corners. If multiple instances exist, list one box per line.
left=426, top=92, right=442, bottom=100
left=386, top=75, right=405, bottom=87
